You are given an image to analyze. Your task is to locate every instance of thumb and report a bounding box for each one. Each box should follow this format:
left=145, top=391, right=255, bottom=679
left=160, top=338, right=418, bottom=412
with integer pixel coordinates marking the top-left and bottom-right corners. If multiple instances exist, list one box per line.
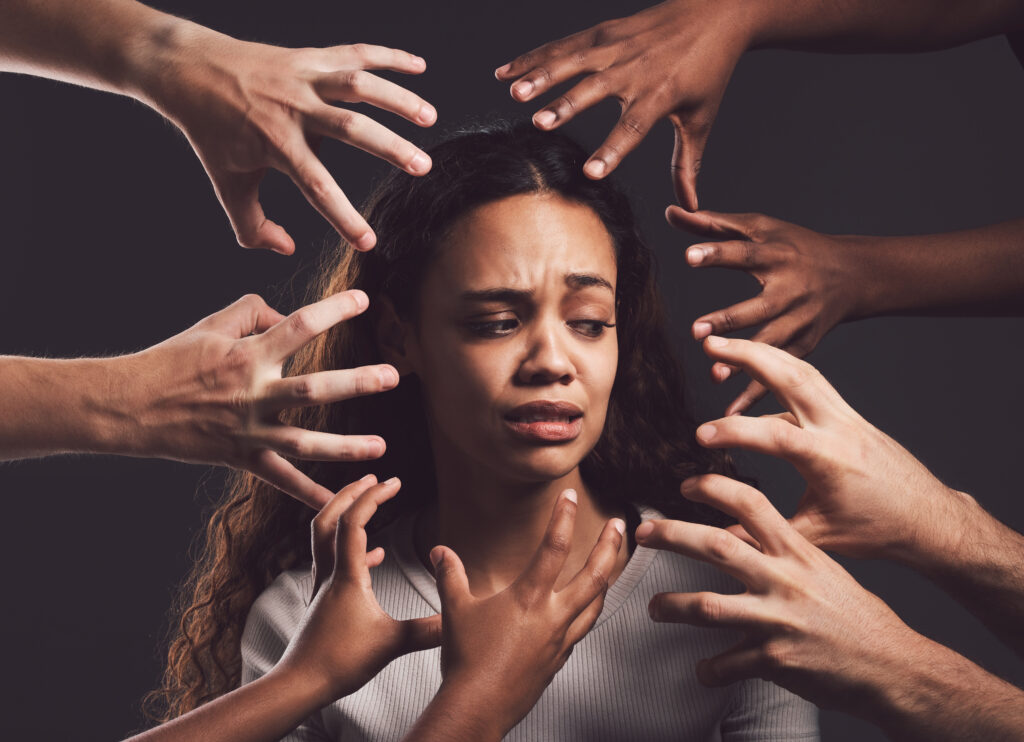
left=212, top=168, right=296, bottom=255
left=398, top=613, right=443, bottom=654
left=671, top=124, right=704, bottom=212
left=431, top=545, right=470, bottom=610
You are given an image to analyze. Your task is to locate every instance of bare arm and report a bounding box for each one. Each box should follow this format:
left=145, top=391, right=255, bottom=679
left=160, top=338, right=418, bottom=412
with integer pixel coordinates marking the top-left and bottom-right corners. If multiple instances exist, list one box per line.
left=667, top=209, right=1024, bottom=413
left=638, top=474, right=1024, bottom=741
left=0, top=292, right=394, bottom=508
left=497, top=0, right=1024, bottom=208
left=0, top=0, right=436, bottom=253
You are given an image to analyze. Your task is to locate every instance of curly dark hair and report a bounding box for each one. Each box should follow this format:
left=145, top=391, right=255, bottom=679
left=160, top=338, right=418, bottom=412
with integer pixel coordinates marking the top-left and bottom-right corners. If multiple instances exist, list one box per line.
left=144, top=120, right=734, bottom=721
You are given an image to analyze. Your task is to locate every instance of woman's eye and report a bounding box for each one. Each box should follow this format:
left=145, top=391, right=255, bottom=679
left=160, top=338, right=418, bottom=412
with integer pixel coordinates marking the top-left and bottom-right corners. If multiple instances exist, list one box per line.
left=569, top=319, right=615, bottom=338
left=466, top=318, right=520, bottom=337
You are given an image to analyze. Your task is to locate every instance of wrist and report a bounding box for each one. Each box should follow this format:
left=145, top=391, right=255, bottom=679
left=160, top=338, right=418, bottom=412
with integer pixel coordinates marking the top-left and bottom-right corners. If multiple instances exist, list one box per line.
left=426, top=677, right=512, bottom=741
left=893, top=487, right=976, bottom=575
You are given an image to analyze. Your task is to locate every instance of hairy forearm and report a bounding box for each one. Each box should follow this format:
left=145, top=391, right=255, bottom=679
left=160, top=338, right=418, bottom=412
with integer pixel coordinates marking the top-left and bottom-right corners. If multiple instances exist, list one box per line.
left=0, top=355, right=139, bottom=460
left=0, top=0, right=210, bottom=111
left=838, top=218, right=1024, bottom=320
left=748, top=0, right=1024, bottom=52
left=866, top=630, right=1024, bottom=741
left=126, top=665, right=333, bottom=742
left=900, top=490, right=1024, bottom=656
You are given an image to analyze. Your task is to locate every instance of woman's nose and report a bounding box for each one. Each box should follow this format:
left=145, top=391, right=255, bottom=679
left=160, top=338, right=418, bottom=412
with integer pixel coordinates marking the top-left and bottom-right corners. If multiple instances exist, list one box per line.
left=516, top=324, right=576, bottom=385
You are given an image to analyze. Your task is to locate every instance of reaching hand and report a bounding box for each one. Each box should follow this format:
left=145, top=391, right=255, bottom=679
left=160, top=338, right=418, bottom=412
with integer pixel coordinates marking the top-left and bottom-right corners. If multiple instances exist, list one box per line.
left=156, top=30, right=436, bottom=253
left=426, top=490, right=625, bottom=738
left=495, top=0, right=752, bottom=209
left=635, top=473, right=927, bottom=718
left=668, top=207, right=862, bottom=414
left=695, top=336, right=967, bottom=563
left=278, top=476, right=441, bottom=702
left=127, top=291, right=396, bottom=508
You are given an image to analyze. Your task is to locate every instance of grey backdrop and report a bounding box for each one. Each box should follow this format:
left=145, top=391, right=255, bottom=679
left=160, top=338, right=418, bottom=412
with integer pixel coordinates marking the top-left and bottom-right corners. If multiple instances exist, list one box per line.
left=1, top=1, right=1022, bottom=739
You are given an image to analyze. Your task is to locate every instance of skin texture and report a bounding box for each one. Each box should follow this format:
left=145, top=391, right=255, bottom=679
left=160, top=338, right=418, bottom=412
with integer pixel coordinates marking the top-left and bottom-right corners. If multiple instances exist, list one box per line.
left=668, top=209, right=1024, bottom=414
left=126, top=476, right=441, bottom=742
left=692, top=336, right=1024, bottom=657
left=405, top=491, right=626, bottom=741
left=0, top=0, right=436, bottom=253
left=497, top=0, right=1024, bottom=209
left=635, top=474, right=1024, bottom=742
left=0, top=291, right=396, bottom=508
left=383, top=192, right=629, bottom=597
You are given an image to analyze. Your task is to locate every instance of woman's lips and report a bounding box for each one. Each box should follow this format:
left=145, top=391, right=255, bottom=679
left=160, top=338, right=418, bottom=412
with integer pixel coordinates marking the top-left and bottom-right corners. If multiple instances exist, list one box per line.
left=504, top=401, right=583, bottom=443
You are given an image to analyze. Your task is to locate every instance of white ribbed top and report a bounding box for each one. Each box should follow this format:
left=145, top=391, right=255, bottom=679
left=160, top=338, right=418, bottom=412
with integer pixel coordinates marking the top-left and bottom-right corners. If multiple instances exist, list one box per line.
left=241, top=508, right=819, bottom=741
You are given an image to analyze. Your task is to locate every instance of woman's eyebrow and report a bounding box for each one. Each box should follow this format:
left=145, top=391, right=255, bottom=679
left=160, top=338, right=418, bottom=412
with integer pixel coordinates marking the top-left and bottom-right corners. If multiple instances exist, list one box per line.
left=565, top=273, right=614, bottom=293
left=460, top=287, right=534, bottom=303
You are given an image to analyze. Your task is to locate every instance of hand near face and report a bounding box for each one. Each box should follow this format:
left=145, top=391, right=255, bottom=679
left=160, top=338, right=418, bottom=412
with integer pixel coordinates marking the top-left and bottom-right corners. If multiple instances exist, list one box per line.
left=695, top=336, right=966, bottom=563
left=278, top=476, right=441, bottom=702
left=425, top=491, right=624, bottom=738
left=668, top=207, right=862, bottom=415
left=156, top=31, right=435, bottom=253
left=636, top=473, right=921, bottom=716
left=495, top=0, right=752, bottom=209
left=126, top=291, right=396, bottom=508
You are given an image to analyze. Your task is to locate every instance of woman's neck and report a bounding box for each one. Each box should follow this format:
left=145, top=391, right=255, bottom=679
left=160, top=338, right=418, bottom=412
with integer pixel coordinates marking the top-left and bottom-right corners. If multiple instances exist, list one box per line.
left=415, top=450, right=630, bottom=598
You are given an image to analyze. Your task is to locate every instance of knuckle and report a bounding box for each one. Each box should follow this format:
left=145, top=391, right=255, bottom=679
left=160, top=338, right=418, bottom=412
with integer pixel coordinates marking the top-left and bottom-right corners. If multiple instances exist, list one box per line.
left=556, top=93, right=579, bottom=115
left=588, top=567, right=609, bottom=593
left=288, top=307, right=319, bottom=337
left=349, top=42, right=370, bottom=60
left=741, top=241, right=758, bottom=267
left=345, top=69, right=369, bottom=95
left=291, top=376, right=318, bottom=403
left=354, top=369, right=382, bottom=395
left=696, top=593, right=722, bottom=623
left=706, top=529, right=738, bottom=562
left=546, top=532, right=572, bottom=556
left=571, top=49, right=588, bottom=68
left=717, top=311, right=736, bottom=333
left=617, top=113, right=648, bottom=139
left=278, top=431, right=308, bottom=458
left=762, top=640, right=791, bottom=672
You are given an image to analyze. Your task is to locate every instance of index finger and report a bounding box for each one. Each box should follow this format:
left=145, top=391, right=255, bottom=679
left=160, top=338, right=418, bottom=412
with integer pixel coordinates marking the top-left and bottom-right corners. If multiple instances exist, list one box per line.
left=495, top=27, right=596, bottom=81
left=702, top=336, right=846, bottom=424
left=520, top=489, right=578, bottom=594
left=259, top=290, right=369, bottom=362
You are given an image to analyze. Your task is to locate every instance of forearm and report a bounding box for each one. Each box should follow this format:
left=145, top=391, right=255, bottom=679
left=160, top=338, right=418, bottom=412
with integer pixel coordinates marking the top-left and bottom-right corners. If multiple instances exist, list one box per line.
left=901, top=490, right=1024, bottom=656
left=837, top=218, right=1024, bottom=320
left=0, top=355, right=138, bottom=460
left=403, top=682, right=507, bottom=742
left=0, top=0, right=211, bottom=111
left=126, top=665, right=333, bottom=742
left=865, top=630, right=1024, bottom=741
left=747, top=0, right=1024, bottom=52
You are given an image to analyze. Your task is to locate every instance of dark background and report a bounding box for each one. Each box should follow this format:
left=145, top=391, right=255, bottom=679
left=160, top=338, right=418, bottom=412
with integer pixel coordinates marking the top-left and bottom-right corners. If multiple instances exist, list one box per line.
left=1, top=1, right=1022, bottom=739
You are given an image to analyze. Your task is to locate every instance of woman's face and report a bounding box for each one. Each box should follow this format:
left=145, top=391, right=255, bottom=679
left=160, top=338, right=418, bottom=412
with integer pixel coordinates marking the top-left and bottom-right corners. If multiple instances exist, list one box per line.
left=405, top=191, right=619, bottom=484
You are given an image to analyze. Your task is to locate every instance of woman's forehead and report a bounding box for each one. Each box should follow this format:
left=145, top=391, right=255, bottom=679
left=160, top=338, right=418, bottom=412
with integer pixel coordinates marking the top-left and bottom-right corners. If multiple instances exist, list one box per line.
left=431, top=192, right=617, bottom=291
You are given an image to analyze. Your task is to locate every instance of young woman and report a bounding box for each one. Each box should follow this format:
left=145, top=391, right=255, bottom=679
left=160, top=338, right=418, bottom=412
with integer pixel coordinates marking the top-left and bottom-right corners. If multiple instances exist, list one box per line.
left=147, top=121, right=819, bottom=740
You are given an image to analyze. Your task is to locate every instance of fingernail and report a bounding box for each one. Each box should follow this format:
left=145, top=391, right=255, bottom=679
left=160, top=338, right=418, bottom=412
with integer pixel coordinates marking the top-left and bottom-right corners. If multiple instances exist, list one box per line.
left=369, top=440, right=386, bottom=457
left=534, top=110, right=556, bottom=128
left=355, top=231, right=376, bottom=251
left=380, top=365, right=399, bottom=386
left=697, top=424, right=717, bottom=443
left=648, top=595, right=661, bottom=621
left=409, top=152, right=431, bottom=174
left=584, top=159, right=606, bottom=178
left=693, top=321, right=712, bottom=339
left=686, top=246, right=705, bottom=266
left=430, top=547, right=444, bottom=567
left=563, top=488, right=578, bottom=504
left=351, top=289, right=369, bottom=309
left=360, top=473, right=377, bottom=482
left=612, top=518, right=626, bottom=535
left=495, top=63, right=510, bottom=78
left=680, top=477, right=695, bottom=492
left=706, top=335, right=728, bottom=348
left=716, top=366, right=732, bottom=382
left=635, top=521, right=654, bottom=541
left=513, top=80, right=534, bottom=98
left=417, top=104, right=437, bottom=125
left=385, top=476, right=400, bottom=486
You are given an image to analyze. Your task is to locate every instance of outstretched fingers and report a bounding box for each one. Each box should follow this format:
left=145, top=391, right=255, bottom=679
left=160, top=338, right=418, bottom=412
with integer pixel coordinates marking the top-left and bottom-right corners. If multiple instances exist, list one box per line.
left=679, top=475, right=793, bottom=556
left=249, top=449, right=336, bottom=509
left=648, top=590, right=762, bottom=630
left=263, top=364, right=399, bottom=412
left=260, top=290, right=369, bottom=362
left=695, top=414, right=814, bottom=468
left=560, top=518, right=625, bottom=633
left=311, top=474, right=379, bottom=592
left=334, top=477, right=402, bottom=580
left=522, top=489, right=580, bottom=594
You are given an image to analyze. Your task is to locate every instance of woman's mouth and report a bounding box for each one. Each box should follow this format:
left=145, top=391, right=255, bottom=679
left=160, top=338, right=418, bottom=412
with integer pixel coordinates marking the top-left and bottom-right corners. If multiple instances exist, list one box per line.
left=503, top=401, right=584, bottom=443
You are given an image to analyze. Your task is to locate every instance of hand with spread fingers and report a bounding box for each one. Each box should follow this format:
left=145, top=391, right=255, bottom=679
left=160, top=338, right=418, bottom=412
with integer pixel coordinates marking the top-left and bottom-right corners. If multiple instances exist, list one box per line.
left=668, top=209, right=1024, bottom=415
left=405, top=490, right=626, bottom=742
left=495, top=0, right=751, bottom=209
left=0, top=290, right=396, bottom=508
left=0, top=0, right=436, bottom=254
left=635, top=474, right=1024, bottom=741
left=128, top=476, right=441, bottom=742
left=694, top=336, right=1024, bottom=654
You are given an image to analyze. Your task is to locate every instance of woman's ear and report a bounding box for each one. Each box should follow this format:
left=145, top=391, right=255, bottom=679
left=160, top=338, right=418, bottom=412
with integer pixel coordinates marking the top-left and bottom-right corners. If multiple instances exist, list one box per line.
left=376, top=296, right=418, bottom=375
